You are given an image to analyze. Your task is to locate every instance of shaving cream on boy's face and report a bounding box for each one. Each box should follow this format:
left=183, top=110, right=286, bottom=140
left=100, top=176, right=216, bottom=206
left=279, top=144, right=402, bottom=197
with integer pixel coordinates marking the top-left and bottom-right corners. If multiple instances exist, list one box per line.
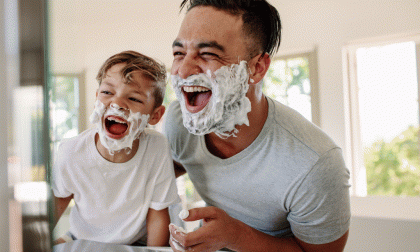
left=89, top=100, right=150, bottom=155
left=171, top=61, right=251, bottom=139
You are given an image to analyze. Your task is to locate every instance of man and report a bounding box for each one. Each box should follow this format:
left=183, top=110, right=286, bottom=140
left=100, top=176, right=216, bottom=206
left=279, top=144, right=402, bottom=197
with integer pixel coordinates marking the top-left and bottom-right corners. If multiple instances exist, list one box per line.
left=164, top=0, right=351, bottom=251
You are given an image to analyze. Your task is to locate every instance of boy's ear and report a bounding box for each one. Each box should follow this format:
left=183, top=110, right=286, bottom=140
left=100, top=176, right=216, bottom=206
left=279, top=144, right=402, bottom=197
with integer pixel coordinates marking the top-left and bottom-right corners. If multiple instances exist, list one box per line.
left=148, top=105, right=166, bottom=126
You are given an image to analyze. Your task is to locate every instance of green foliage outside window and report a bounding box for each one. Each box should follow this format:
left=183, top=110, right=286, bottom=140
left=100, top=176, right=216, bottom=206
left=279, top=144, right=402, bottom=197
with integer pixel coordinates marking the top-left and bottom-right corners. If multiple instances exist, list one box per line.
left=364, top=126, right=420, bottom=196
left=264, top=57, right=310, bottom=103
left=163, top=74, right=177, bottom=109
left=264, top=57, right=312, bottom=121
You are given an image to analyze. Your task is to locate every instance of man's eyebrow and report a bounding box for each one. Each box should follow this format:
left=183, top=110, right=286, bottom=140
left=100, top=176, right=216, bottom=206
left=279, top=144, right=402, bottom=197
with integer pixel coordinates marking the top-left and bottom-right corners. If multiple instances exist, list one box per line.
left=197, top=41, right=225, bottom=52
left=172, top=40, right=183, bottom=48
left=172, top=40, right=225, bottom=52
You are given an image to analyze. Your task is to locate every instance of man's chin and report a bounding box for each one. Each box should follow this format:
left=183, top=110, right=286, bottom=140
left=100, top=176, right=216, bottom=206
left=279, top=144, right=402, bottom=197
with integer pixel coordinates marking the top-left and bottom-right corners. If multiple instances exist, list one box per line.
left=184, top=100, right=209, bottom=114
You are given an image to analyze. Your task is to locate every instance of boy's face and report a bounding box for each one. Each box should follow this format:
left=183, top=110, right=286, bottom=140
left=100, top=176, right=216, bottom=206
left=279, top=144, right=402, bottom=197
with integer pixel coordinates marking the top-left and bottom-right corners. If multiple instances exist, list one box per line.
left=96, top=63, right=158, bottom=140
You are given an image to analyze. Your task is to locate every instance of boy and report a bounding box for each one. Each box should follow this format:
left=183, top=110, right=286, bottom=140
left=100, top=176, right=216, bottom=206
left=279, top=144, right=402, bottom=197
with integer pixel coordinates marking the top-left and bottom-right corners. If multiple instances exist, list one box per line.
left=52, top=51, right=180, bottom=246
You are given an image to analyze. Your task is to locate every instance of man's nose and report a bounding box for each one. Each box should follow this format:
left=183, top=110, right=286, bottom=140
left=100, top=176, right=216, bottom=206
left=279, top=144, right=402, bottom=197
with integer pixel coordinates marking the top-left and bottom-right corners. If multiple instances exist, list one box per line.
left=177, top=55, right=202, bottom=79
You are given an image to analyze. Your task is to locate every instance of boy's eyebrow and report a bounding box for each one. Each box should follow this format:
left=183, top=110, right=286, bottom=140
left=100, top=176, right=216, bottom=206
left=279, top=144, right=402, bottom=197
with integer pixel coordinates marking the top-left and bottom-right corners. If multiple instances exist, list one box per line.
left=101, top=80, right=147, bottom=97
left=172, top=40, right=225, bottom=52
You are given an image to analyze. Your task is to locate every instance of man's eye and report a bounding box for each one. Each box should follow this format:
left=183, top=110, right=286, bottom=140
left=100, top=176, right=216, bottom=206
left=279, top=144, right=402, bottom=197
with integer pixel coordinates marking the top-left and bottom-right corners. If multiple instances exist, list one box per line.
left=201, top=52, right=219, bottom=59
left=173, top=51, right=184, bottom=57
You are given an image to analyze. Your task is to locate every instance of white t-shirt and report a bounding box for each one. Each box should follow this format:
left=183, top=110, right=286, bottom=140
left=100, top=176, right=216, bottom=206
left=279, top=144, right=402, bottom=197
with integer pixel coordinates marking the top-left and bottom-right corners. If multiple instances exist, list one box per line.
left=164, top=98, right=351, bottom=245
left=52, top=128, right=180, bottom=245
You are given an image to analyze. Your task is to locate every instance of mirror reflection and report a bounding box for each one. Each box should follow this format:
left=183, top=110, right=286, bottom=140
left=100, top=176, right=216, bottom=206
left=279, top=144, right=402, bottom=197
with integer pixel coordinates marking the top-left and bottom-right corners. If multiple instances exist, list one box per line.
left=2, top=0, right=419, bottom=251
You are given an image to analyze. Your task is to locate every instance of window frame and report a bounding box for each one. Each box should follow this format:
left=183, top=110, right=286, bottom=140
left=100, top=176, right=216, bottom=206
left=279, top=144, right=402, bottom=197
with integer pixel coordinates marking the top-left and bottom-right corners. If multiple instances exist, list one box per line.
left=270, top=48, right=320, bottom=126
left=343, top=32, right=420, bottom=221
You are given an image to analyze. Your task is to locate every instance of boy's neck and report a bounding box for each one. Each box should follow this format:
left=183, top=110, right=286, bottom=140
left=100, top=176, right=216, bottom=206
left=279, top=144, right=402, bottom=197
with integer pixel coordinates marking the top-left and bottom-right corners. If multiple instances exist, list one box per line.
left=95, top=133, right=140, bottom=163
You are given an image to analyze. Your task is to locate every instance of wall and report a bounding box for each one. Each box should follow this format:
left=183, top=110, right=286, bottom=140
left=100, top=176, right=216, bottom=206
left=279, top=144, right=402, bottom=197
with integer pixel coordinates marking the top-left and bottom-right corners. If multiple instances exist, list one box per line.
left=49, top=1, right=420, bottom=251
left=346, top=217, right=420, bottom=252
left=0, top=0, right=10, bottom=250
left=49, top=0, right=420, bottom=150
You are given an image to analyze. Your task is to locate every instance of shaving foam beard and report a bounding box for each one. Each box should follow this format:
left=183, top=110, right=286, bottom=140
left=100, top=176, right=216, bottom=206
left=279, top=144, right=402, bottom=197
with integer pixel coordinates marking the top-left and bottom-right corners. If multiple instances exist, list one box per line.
left=171, top=61, right=251, bottom=139
left=89, top=100, right=150, bottom=155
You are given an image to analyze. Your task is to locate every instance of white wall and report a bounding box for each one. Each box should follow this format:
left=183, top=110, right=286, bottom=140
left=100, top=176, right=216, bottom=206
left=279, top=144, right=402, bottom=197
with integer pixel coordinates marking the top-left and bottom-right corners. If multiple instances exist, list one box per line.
left=49, top=1, right=420, bottom=251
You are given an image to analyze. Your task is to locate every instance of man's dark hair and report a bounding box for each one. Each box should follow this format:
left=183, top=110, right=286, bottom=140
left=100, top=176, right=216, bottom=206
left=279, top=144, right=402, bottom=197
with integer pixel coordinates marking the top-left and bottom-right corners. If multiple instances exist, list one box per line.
left=180, top=0, right=282, bottom=58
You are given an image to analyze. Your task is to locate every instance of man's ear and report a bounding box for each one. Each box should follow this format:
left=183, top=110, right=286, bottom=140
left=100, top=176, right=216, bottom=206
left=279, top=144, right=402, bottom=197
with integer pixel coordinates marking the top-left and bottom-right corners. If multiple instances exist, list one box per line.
left=148, top=105, right=166, bottom=126
left=248, top=53, right=271, bottom=85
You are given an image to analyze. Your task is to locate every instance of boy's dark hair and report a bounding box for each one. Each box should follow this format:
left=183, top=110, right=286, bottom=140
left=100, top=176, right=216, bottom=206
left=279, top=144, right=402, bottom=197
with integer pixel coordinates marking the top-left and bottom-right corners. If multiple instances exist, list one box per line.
left=180, top=0, right=281, bottom=58
left=96, top=50, right=167, bottom=108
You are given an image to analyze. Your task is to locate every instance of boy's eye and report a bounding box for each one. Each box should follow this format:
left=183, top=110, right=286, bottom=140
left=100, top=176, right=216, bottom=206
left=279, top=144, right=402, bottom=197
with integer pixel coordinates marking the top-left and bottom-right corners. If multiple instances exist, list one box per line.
left=101, top=90, right=112, bottom=95
left=129, top=97, right=142, bottom=103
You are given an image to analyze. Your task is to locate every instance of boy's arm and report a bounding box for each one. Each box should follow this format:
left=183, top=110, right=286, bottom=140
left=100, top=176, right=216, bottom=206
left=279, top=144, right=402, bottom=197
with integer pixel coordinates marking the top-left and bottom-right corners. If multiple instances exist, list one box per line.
left=174, top=160, right=186, bottom=178
left=54, top=195, right=73, bottom=228
left=146, top=207, right=171, bottom=246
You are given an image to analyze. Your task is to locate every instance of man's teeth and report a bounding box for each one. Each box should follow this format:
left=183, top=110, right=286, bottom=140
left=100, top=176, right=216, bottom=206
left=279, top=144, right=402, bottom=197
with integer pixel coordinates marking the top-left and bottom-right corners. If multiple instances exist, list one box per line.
left=183, top=86, right=210, bottom=93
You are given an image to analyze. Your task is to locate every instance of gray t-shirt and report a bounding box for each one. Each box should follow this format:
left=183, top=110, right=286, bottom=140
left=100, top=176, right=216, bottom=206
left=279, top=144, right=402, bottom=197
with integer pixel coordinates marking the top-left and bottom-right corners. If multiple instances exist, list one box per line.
left=163, top=97, right=351, bottom=244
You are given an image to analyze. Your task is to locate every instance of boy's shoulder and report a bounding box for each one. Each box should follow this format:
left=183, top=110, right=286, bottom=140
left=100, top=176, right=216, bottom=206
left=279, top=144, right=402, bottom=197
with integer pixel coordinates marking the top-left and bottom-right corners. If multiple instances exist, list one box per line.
left=141, top=128, right=170, bottom=147
left=143, top=128, right=167, bottom=141
left=58, top=128, right=95, bottom=153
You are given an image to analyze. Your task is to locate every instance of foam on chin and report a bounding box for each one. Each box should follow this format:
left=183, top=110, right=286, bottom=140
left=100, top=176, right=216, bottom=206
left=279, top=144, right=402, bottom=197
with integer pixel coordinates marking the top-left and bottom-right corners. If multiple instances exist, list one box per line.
left=89, top=100, right=150, bottom=155
left=171, top=61, right=251, bottom=139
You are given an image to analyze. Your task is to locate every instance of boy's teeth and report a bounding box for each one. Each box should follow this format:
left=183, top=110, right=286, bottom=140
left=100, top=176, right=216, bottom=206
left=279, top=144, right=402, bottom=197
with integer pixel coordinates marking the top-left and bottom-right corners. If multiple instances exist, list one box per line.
left=183, top=86, right=210, bottom=93
left=109, top=117, right=126, bottom=124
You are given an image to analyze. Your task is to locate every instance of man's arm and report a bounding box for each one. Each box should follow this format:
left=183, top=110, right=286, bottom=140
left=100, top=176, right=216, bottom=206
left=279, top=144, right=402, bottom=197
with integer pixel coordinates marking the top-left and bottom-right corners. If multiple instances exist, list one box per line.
left=146, top=208, right=171, bottom=246
left=169, top=206, right=349, bottom=252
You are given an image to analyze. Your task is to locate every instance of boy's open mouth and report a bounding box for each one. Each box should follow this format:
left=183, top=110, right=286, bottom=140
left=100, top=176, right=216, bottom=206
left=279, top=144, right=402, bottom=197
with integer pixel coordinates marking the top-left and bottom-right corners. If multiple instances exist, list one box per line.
left=104, top=115, right=128, bottom=139
left=182, top=86, right=212, bottom=113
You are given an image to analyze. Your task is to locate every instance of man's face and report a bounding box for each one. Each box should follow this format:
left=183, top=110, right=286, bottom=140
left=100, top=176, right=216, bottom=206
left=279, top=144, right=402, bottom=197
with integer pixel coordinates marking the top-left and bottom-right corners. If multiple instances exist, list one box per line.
left=96, top=63, right=156, bottom=140
left=171, top=6, right=251, bottom=115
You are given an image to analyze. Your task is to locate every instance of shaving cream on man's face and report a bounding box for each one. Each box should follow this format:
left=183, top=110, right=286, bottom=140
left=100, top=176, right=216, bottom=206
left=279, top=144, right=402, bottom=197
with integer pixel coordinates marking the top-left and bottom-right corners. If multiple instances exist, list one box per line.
left=89, top=100, right=150, bottom=155
left=171, top=61, right=251, bottom=139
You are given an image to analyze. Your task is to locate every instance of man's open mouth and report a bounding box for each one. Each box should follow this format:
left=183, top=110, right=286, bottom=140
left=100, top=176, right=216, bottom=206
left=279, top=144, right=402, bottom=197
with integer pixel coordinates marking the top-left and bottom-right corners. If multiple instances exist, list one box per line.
left=182, top=86, right=212, bottom=113
left=104, top=115, right=129, bottom=139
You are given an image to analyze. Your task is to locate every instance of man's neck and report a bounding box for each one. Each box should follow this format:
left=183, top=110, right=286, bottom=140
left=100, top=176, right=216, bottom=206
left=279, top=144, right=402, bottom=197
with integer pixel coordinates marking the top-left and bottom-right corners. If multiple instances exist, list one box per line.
left=205, top=95, right=268, bottom=159
left=95, top=134, right=139, bottom=163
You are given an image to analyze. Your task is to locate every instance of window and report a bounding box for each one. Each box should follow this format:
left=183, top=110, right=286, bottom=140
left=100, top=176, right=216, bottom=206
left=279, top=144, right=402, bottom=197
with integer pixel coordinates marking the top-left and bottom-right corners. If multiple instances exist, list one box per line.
left=264, top=50, right=320, bottom=126
left=49, top=74, right=84, bottom=161
left=49, top=74, right=84, bottom=238
left=344, top=33, right=420, bottom=220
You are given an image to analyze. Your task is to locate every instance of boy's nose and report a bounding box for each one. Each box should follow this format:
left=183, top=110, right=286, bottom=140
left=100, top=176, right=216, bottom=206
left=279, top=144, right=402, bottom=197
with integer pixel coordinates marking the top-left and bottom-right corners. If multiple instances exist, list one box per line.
left=110, top=102, right=128, bottom=111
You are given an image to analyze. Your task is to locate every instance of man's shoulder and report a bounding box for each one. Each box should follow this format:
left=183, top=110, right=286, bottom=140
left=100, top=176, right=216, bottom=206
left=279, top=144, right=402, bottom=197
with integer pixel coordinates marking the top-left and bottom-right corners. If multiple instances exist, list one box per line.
left=268, top=98, right=338, bottom=155
left=163, top=101, right=187, bottom=137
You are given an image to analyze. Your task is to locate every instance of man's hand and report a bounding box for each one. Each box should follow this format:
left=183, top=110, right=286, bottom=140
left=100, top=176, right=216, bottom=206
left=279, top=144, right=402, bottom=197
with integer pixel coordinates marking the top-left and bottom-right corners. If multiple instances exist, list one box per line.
left=168, top=206, right=348, bottom=252
left=169, top=206, right=243, bottom=252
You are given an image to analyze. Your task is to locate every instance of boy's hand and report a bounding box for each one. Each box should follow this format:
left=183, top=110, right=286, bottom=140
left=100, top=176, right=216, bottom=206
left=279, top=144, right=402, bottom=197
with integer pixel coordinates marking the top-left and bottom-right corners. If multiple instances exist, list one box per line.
left=169, top=206, right=244, bottom=252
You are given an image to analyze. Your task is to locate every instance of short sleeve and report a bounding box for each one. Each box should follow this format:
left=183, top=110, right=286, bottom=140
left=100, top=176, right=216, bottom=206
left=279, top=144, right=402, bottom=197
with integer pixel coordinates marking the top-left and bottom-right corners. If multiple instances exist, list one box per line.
left=163, top=101, right=185, bottom=163
left=149, top=136, right=181, bottom=210
left=51, top=142, right=73, bottom=198
left=287, top=147, right=351, bottom=244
